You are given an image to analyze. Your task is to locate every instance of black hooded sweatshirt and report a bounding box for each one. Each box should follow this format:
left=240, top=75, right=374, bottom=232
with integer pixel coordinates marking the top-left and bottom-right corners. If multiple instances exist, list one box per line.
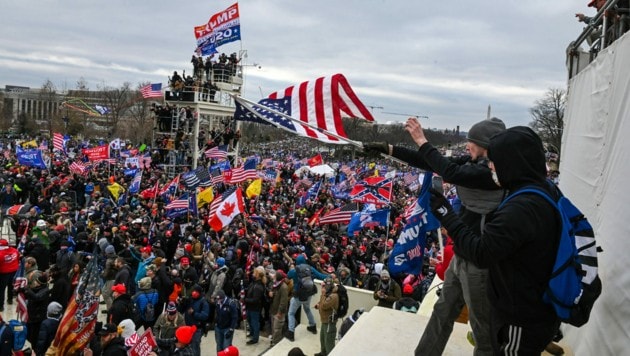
left=440, top=126, right=560, bottom=325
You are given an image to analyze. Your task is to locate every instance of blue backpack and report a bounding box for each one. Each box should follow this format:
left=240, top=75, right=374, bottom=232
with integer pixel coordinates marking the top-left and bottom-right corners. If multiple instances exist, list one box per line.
left=8, top=319, right=27, bottom=351
left=499, top=184, right=602, bottom=327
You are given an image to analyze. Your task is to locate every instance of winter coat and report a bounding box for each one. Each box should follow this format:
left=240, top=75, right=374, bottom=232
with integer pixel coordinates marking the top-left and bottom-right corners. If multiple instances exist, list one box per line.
left=101, top=336, right=127, bottom=356
left=244, top=279, right=265, bottom=312
left=34, top=317, right=59, bottom=355
left=183, top=296, right=209, bottom=328
left=109, top=293, right=133, bottom=326
left=132, top=289, right=159, bottom=321
left=49, top=274, right=72, bottom=310
left=269, top=279, right=289, bottom=315
left=25, top=284, right=50, bottom=323
left=154, top=312, right=185, bottom=340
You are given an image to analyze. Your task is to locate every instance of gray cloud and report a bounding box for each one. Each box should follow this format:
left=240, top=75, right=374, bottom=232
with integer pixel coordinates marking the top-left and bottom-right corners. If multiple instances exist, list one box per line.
left=0, top=0, right=590, bottom=130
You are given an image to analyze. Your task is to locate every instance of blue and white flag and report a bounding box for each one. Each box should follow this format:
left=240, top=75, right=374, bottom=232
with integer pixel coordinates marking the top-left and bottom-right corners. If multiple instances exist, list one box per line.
left=129, top=170, right=142, bottom=194
left=210, top=160, right=231, bottom=172
left=16, top=147, right=47, bottom=169
left=388, top=172, right=440, bottom=276
left=347, top=208, right=390, bottom=237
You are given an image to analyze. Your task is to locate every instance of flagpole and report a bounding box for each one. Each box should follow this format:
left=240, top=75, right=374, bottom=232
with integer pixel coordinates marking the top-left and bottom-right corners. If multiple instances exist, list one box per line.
left=234, top=96, right=409, bottom=166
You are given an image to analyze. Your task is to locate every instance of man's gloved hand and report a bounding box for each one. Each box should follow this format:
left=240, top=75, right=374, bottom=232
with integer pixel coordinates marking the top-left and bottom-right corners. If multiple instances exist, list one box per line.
left=429, top=189, right=454, bottom=221
left=225, top=328, right=234, bottom=339
left=362, top=142, right=390, bottom=156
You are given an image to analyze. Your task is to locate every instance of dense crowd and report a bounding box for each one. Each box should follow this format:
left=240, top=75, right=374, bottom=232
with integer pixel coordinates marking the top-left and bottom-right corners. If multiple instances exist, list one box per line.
left=0, top=133, right=450, bottom=355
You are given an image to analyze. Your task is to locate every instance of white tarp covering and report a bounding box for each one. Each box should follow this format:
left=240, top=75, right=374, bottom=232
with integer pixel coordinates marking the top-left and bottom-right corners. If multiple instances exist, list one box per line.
left=309, top=164, right=335, bottom=177
left=561, top=32, right=630, bottom=355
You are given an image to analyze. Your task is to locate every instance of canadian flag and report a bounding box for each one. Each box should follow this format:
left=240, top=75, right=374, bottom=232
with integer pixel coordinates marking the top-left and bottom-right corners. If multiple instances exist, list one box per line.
left=209, top=188, right=245, bottom=232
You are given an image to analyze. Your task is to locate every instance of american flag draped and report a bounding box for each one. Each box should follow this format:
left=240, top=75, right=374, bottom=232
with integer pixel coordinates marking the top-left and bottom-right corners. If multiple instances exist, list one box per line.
left=52, top=132, right=66, bottom=152
left=49, top=253, right=102, bottom=355
left=69, top=161, right=89, bottom=177
left=234, top=74, right=375, bottom=144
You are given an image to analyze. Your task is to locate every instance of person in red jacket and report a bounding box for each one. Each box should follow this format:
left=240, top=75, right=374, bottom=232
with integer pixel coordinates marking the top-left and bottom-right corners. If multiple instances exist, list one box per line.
left=431, top=228, right=454, bottom=281
left=0, top=238, right=19, bottom=312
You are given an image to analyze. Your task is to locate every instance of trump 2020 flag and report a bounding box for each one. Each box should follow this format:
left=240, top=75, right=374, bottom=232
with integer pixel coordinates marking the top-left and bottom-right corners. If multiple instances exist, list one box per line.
left=129, top=170, right=142, bottom=194
left=388, top=172, right=440, bottom=276
left=233, top=74, right=375, bottom=144
left=209, top=187, right=245, bottom=231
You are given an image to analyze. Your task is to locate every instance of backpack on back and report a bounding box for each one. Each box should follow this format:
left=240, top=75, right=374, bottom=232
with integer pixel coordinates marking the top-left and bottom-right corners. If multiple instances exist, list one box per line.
left=295, top=264, right=316, bottom=301
left=143, top=291, right=156, bottom=321
left=499, top=184, right=602, bottom=327
left=8, top=319, right=26, bottom=351
left=334, top=284, right=349, bottom=321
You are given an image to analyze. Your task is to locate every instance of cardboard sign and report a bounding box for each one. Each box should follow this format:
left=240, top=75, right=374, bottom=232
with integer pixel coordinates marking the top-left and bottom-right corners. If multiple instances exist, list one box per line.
left=128, top=328, right=157, bottom=356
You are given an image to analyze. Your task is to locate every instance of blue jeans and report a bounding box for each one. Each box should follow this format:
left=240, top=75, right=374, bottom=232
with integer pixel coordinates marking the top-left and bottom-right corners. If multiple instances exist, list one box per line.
left=247, top=310, right=261, bottom=342
left=215, top=326, right=233, bottom=352
left=288, top=296, right=316, bottom=332
left=191, top=328, right=203, bottom=355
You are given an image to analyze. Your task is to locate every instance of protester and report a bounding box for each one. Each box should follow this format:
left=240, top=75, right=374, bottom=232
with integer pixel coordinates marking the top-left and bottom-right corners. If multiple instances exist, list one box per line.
left=244, top=266, right=266, bottom=345
left=269, top=269, right=289, bottom=346
left=109, top=283, right=132, bottom=326
left=0, top=239, right=18, bottom=312
left=154, top=302, right=185, bottom=340
left=428, top=126, right=563, bottom=354
left=34, top=301, right=62, bottom=355
left=372, top=269, right=401, bottom=309
left=214, top=290, right=238, bottom=353
left=83, top=323, right=127, bottom=356
left=314, top=278, right=339, bottom=356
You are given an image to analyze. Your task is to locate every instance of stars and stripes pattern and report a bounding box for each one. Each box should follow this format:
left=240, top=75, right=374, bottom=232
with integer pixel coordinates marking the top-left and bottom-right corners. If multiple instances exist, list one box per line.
left=234, top=74, right=375, bottom=144
left=165, top=194, right=190, bottom=210
left=53, top=132, right=66, bottom=152
left=51, top=253, right=102, bottom=354
left=210, top=168, right=224, bottom=185
left=183, top=167, right=212, bottom=189
left=318, top=202, right=359, bottom=225
left=69, top=161, right=89, bottom=176
left=140, top=83, right=163, bottom=99
left=204, top=145, right=228, bottom=160
left=14, top=259, right=28, bottom=322
left=223, top=159, right=258, bottom=184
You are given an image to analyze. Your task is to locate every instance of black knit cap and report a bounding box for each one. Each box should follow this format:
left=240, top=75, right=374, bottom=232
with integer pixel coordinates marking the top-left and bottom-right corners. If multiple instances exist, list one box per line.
left=467, top=117, right=506, bottom=149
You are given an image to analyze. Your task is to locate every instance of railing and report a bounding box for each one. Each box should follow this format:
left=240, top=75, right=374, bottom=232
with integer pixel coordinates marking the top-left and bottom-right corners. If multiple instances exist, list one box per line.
left=567, top=0, right=630, bottom=79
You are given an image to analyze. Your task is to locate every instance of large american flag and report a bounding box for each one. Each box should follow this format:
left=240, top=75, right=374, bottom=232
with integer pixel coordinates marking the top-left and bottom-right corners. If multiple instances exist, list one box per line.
left=204, top=145, right=228, bottom=160
left=140, top=83, right=163, bottom=99
left=319, top=202, right=359, bottom=225
left=166, top=193, right=189, bottom=210
left=234, top=74, right=375, bottom=144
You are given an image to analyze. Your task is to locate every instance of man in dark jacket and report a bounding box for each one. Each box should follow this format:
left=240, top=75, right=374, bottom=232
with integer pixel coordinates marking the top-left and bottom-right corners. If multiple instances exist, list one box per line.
left=108, top=283, right=132, bottom=326
left=23, top=273, right=50, bottom=347
left=84, top=323, right=127, bottom=356
left=214, top=290, right=238, bottom=353
left=244, top=267, right=266, bottom=345
left=364, top=117, right=506, bottom=356
left=113, top=257, right=132, bottom=297
left=48, top=264, right=72, bottom=310
left=183, top=285, right=208, bottom=355
left=428, top=126, right=561, bottom=354
left=34, top=301, right=62, bottom=355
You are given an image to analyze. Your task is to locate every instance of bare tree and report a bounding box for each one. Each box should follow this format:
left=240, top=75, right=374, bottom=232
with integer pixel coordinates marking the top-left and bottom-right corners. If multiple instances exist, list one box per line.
left=96, top=82, right=135, bottom=137
left=529, top=88, right=565, bottom=159
left=39, top=79, right=63, bottom=136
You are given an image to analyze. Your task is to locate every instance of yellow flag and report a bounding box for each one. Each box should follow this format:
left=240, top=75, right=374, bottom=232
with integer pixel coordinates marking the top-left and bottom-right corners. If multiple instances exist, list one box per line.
left=22, top=139, right=37, bottom=148
left=246, top=178, right=262, bottom=198
left=197, top=186, right=214, bottom=207
left=107, top=182, right=125, bottom=201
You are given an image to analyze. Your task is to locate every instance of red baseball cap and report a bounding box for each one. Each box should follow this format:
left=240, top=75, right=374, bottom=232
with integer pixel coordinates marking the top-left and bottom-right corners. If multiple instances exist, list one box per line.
left=140, top=246, right=152, bottom=254
left=111, top=283, right=126, bottom=294
left=180, top=257, right=190, bottom=265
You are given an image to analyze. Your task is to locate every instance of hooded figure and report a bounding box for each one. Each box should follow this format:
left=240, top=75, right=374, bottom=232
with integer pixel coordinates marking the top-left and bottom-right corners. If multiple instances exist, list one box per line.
left=430, top=127, right=562, bottom=354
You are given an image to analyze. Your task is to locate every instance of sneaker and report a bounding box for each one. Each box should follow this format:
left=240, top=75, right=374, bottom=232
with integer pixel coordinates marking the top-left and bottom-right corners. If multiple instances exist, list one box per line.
left=545, top=342, right=564, bottom=355
left=246, top=340, right=258, bottom=345
left=284, top=330, right=294, bottom=342
left=466, top=331, right=476, bottom=347
left=307, top=325, right=317, bottom=334
left=314, top=353, right=325, bottom=356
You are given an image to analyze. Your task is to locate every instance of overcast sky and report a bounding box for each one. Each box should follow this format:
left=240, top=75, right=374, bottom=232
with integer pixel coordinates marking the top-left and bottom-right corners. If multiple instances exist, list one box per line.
left=0, top=0, right=593, bottom=130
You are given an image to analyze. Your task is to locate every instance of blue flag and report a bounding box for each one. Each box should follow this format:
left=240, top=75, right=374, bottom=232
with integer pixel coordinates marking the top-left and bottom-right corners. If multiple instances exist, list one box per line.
left=129, top=171, right=142, bottom=194
left=210, top=160, right=231, bottom=172
left=16, top=147, right=47, bottom=169
left=347, top=208, right=390, bottom=237
left=388, top=172, right=440, bottom=276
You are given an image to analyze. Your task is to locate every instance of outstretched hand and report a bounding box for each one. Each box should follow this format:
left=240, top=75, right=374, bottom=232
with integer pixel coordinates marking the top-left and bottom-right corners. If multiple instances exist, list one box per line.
left=405, top=118, right=429, bottom=147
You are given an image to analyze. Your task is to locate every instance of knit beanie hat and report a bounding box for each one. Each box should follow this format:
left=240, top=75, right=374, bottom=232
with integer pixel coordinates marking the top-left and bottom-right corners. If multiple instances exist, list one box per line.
left=467, top=117, right=506, bottom=149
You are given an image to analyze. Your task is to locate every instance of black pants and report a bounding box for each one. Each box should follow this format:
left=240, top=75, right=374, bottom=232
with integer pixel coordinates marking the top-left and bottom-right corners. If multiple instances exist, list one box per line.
left=492, top=315, right=560, bottom=355
left=0, top=272, right=15, bottom=308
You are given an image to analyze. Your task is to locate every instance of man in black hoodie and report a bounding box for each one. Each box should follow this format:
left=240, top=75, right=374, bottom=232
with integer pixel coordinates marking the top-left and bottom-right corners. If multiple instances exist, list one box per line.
left=429, top=127, right=561, bottom=354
